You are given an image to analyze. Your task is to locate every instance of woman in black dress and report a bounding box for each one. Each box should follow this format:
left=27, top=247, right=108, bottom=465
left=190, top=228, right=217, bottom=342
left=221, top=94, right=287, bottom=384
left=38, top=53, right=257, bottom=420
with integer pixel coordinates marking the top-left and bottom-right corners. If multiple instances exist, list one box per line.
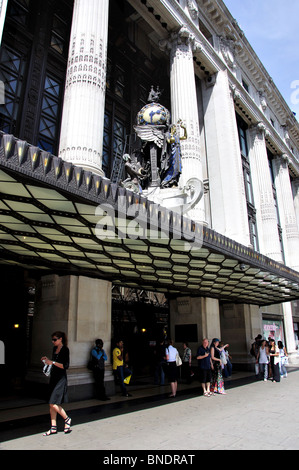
left=41, top=331, right=72, bottom=436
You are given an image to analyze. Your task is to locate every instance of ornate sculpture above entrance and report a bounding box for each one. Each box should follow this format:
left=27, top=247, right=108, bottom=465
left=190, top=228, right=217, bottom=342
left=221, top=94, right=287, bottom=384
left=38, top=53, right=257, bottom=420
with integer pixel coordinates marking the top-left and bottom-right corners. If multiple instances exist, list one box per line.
left=120, top=86, right=203, bottom=215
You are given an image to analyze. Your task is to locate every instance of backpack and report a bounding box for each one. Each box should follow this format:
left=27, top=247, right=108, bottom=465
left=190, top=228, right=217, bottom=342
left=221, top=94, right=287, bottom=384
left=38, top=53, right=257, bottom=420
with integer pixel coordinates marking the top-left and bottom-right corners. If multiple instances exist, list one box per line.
left=87, top=350, right=105, bottom=370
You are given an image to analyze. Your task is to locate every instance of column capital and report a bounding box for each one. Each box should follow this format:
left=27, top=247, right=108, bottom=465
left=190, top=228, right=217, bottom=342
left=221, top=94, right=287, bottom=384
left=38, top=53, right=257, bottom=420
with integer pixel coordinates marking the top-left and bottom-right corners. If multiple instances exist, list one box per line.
left=273, top=153, right=291, bottom=167
left=159, top=26, right=203, bottom=54
left=250, top=121, right=267, bottom=135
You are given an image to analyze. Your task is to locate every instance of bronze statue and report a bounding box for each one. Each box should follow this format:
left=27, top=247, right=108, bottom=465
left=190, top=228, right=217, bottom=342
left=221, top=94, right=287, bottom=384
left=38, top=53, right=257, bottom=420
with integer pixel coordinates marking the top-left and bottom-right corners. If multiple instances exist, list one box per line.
left=121, top=87, right=187, bottom=193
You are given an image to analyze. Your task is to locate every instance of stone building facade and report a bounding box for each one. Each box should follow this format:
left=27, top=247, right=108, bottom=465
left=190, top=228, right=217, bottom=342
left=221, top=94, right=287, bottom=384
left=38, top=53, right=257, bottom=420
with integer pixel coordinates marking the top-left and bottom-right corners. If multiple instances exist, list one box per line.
left=1, top=0, right=299, bottom=398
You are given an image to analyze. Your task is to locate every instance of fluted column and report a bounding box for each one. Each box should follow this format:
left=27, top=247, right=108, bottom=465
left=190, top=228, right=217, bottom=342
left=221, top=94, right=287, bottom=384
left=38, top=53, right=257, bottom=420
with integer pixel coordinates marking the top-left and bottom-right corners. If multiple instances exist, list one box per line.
left=58, top=0, right=109, bottom=176
left=201, top=74, right=250, bottom=245
left=248, top=123, right=283, bottom=261
left=272, top=155, right=299, bottom=271
left=271, top=155, right=299, bottom=360
left=161, top=27, right=204, bottom=223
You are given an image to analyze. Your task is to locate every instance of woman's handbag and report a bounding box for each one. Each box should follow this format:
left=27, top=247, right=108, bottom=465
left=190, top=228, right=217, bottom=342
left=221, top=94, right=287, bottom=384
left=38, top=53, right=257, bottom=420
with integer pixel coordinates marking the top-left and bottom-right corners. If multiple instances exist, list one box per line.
left=176, top=352, right=182, bottom=367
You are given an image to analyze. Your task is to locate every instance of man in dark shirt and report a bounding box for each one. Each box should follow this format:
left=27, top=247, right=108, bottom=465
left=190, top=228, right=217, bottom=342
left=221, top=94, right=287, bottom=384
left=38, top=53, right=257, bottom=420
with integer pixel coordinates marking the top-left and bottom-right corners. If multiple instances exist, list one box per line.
left=197, top=338, right=212, bottom=397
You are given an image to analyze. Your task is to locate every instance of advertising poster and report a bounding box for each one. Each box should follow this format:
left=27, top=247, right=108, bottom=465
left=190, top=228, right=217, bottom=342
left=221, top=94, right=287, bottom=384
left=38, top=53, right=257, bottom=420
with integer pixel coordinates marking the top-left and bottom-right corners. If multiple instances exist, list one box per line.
left=262, top=319, right=284, bottom=342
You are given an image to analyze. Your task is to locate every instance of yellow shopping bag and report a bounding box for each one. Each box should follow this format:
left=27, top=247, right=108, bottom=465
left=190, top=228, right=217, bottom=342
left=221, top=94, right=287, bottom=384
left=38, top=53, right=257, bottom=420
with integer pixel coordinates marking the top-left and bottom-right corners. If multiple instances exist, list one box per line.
left=124, top=375, right=131, bottom=385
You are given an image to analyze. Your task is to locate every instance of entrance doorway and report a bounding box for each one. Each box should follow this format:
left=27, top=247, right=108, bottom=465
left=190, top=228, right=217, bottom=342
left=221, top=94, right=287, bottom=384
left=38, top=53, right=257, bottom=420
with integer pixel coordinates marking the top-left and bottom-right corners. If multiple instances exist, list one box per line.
left=111, top=287, right=169, bottom=378
left=0, top=266, right=37, bottom=396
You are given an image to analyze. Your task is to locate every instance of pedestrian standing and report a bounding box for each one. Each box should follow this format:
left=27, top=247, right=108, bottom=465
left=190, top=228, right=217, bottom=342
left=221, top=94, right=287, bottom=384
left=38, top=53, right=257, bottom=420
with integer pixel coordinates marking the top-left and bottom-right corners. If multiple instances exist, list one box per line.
left=269, top=339, right=281, bottom=382
left=154, top=339, right=166, bottom=385
left=210, top=338, right=227, bottom=395
left=41, top=331, right=71, bottom=436
left=226, top=347, right=233, bottom=378
left=251, top=334, right=262, bottom=376
left=165, top=339, right=178, bottom=397
left=196, top=338, right=212, bottom=396
left=112, top=339, right=132, bottom=397
left=257, top=340, right=269, bottom=381
left=278, top=340, right=288, bottom=378
left=91, top=339, right=110, bottom=400
left=182, top=342, right=193, bottom=384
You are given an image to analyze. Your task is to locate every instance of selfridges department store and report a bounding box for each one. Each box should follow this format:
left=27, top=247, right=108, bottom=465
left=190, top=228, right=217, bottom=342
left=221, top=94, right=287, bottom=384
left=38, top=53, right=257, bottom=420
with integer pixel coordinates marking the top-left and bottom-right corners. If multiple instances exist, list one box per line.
left=1, top=0, right=299, bottom=399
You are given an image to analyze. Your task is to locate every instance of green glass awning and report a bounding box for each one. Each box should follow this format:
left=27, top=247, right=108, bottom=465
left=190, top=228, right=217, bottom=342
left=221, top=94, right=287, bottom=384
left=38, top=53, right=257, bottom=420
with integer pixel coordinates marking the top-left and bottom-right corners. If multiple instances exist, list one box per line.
left=1, top=132, right=299, bottom=306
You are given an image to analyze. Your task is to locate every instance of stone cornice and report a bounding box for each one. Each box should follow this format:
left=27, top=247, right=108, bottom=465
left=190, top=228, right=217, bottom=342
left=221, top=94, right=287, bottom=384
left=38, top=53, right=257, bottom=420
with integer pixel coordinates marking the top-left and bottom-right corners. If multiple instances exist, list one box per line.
left=197, top=0, right=299, bottom=148
left=229, top=77, right=299, bottom=176
left=128, top=1, right=299, bottom=176
left=128, top=0, right=222, bottom=74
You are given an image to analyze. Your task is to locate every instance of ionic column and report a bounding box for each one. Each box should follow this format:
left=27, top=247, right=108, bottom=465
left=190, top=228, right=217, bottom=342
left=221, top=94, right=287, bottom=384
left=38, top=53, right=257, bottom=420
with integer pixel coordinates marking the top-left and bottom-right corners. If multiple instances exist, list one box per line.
left=271, top=156, right=299, bottom=361
left=248, top=123, right=283, bottom=261
left=272, top=154, right=299, bottom=271
left=161, top=27, right=204, bottom=223
left=201, top=75, right=250, bottom=245
left=58, top=0, right=109, bottom=176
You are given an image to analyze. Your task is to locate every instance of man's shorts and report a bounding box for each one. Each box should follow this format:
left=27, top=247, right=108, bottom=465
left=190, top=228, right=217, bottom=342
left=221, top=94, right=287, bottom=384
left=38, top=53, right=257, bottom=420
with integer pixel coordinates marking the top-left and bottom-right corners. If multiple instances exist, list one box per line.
left=199, top=368, right=211, bottom=383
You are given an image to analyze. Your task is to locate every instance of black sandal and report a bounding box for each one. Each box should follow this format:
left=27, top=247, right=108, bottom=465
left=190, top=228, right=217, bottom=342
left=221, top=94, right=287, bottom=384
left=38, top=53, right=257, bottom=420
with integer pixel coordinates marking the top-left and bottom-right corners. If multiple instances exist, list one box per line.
left=43, top=426, right=57, bottom=436
left=64, top=416, right=72, bottom=434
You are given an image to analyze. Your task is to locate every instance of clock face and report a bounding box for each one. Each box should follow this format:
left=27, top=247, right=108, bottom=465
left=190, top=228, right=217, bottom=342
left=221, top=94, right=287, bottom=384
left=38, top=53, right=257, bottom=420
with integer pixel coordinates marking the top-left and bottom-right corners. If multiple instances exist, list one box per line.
left=137, top=103, right=170, bottom=126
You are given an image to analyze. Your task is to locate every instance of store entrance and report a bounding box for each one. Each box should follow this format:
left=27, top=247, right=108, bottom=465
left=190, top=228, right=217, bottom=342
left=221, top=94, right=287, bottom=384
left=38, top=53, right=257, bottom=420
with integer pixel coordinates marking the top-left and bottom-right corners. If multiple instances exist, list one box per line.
left=111, top=287, right=169, bottom=379
left=0, top=266, right=37, bottom=397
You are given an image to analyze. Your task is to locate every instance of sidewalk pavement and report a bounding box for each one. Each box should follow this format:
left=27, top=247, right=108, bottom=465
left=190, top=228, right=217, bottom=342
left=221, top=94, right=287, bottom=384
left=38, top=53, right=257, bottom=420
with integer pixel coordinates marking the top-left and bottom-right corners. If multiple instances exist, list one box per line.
left=1, top=369, right=299, bottom=451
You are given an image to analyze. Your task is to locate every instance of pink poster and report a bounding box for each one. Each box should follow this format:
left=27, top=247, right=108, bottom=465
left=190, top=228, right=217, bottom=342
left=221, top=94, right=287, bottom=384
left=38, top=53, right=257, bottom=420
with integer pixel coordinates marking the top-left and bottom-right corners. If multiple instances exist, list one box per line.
left=262, top=319, right=284, bottom=343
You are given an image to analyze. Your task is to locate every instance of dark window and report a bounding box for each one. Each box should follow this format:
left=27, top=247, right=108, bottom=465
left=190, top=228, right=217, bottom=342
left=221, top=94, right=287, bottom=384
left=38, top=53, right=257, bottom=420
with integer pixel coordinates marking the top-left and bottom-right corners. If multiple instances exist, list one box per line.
left=50, top=5, right=72, bottom=59
left=267, top=149, right=285, bottom=262
left=37, top=74, right=64, bottom=154
left=242, top=79, right=249, bottom=94
left=238, top=121, right=248, bottom=157
left=6, top=0, right=30, bottom=27
left=0, top=45, right=27, bottom=134
left=236, top=113, right=259, bottom=251
left=106, top=58, right=130, bottom=104
left=103, top=107, right=128, bottom=179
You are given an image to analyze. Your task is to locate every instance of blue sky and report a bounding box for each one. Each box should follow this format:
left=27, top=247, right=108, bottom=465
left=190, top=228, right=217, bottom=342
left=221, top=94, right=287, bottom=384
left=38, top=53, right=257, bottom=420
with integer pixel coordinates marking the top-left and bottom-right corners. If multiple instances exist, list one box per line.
left=223, top=0, right=299, bottom=121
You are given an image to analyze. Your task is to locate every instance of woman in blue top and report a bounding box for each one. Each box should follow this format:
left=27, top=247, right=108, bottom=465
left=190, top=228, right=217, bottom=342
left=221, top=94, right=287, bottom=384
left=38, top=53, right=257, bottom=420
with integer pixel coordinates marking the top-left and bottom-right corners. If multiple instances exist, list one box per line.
left=197, top=338, right=212, bottom=396
left=91, top=339, right=109, bottom=401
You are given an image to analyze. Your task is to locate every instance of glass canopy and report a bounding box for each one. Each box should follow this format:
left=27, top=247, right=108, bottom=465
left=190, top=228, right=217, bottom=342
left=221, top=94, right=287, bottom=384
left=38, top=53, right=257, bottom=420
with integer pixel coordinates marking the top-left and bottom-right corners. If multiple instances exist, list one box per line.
left=1, top=131, right=299, bottom=306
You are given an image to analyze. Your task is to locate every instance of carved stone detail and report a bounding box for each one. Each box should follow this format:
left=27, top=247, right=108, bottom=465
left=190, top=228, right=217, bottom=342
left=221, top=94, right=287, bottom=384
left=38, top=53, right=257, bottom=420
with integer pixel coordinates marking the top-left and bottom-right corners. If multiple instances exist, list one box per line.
left=59, top=0, right=109, bottom=175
